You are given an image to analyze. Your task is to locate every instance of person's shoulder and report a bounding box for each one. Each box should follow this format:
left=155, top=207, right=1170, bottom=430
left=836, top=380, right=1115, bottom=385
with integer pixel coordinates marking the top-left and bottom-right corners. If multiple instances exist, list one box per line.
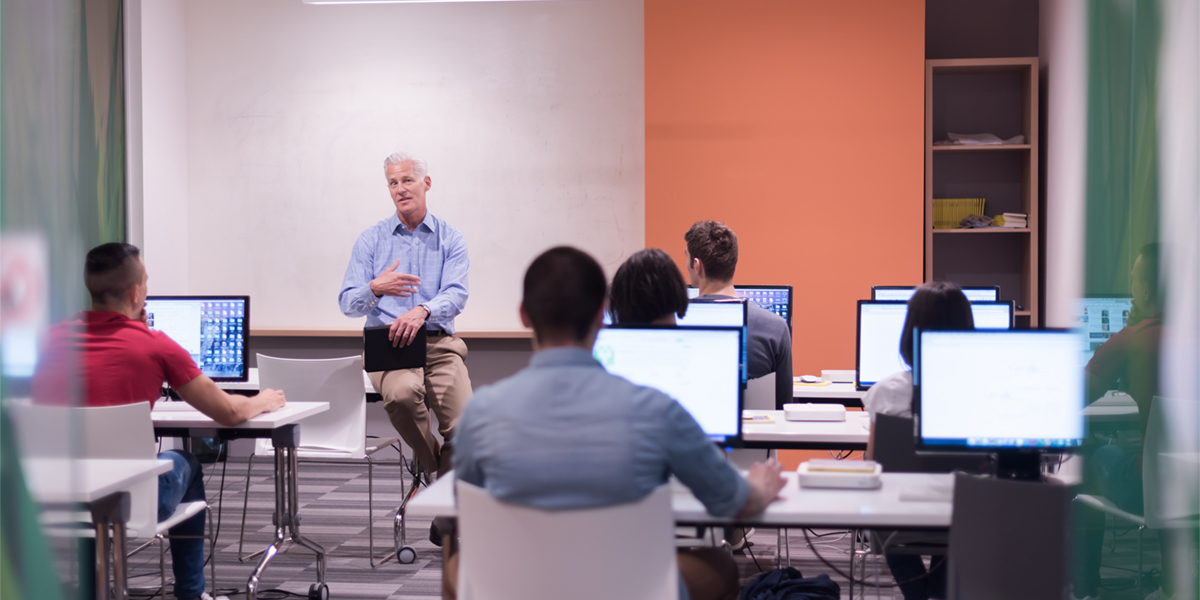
left=429, top=213, right=465, bottom=239
left=747, top=302, right=787, bottom=328
left=866, top=370, right=913, bottom=400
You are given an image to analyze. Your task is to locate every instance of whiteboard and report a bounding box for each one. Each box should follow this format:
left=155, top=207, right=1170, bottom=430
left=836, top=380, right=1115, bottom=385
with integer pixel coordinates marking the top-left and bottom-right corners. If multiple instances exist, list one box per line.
left=168, top=0, right=644, bottom=331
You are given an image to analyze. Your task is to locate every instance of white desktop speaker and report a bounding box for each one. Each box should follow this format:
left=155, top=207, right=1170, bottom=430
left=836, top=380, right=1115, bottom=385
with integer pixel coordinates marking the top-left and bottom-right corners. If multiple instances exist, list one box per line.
left=783, top=403, right=847, bottom=422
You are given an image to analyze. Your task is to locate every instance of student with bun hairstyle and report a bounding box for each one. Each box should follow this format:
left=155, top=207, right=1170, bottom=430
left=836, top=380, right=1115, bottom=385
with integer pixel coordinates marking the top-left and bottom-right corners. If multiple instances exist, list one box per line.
left=862, top=281, right=974, bottom=600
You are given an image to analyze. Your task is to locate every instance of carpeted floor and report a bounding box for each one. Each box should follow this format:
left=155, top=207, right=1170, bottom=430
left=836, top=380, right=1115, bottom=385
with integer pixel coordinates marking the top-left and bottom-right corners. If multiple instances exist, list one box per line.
left=117, top=455, right=1153, bottom=600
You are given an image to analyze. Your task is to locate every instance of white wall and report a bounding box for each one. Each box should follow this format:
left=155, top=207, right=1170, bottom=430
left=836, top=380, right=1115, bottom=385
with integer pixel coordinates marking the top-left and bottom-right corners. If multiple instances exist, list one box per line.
left=135, top=0, right=191, bottom=294
left=135, top=0, right=644, bottom=331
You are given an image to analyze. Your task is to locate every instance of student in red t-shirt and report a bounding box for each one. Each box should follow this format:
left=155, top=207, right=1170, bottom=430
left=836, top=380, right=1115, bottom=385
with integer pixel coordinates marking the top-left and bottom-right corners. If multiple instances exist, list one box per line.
left=32, top=243, right=285, bottom=600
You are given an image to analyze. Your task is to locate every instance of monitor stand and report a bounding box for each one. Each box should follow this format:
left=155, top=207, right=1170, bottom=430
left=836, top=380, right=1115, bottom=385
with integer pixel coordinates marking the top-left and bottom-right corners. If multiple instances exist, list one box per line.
left=996, top=451, right=1043, bottom=481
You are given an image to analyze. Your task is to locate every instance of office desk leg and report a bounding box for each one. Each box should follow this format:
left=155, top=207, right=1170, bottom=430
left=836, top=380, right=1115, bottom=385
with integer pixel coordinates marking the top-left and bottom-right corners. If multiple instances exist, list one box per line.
left=247, top=432, right=327, bottom=600
left=95, top=521, right=111, bottom=600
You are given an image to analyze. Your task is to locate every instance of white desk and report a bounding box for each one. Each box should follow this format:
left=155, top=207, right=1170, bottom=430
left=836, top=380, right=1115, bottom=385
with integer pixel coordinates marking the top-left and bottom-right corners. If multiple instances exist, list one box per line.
left=1082, top=395, right=1140, bottom=422
left=22, top=458, right=172, bottom=600
left=22, top=458, right=173, bottom=504
left=742, top=410, right=870, bottom=451
left=151, top=401, right=329, bottom=600
left=792, top=381, right=866, bottom=406
left=406, top=470, right=953, bottom=529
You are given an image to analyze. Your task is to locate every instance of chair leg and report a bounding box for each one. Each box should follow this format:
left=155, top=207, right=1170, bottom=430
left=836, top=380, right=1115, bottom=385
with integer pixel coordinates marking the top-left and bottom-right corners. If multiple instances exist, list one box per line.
left=238, top=453, right=257, bottom=561
left=159, top=535, right=167, bottom=600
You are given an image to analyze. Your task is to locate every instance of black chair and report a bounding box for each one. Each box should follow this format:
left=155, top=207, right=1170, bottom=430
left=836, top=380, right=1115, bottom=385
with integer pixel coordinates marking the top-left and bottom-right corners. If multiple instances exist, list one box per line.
left=948, top=473, right=1072, bottom=600
left=873, top=413, right=993, bottom=475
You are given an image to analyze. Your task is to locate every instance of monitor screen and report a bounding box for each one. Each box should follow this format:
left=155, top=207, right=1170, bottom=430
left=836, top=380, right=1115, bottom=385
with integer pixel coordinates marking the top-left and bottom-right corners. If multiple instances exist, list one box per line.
left=855, top=301, right=910, bottom=388
left=687, top=285, right=792, bottom=329
left=871, top=285, right=1000, bottom=303
left=677, top=299, right=748, bottom=383
left=144, top=296, right=249, bottom=382
left=915, top=330, right=1086, bottom=450
left=970, top=301, right=1014, bottom=330
left=856, top=300, right=1013, bottom=389
left=1076, top=297, right=1133, bottom=363
left=593, top=326, right=743, bottom=444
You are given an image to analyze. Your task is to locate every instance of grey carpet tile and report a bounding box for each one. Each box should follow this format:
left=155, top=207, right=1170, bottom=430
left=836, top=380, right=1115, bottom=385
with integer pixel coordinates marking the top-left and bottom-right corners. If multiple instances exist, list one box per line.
left=108, top=457, right=1158, bottom=600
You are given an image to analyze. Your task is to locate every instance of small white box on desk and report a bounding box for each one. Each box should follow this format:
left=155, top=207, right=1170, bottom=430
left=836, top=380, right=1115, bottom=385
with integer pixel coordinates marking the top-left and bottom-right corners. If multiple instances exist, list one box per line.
left=798, top=460, right=882, bottom=489
left=783, top=403, right=846, bottom=421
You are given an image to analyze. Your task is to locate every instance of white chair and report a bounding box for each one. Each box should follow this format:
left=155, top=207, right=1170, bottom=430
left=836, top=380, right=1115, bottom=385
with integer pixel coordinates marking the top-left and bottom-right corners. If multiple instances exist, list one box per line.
left=237, top=355, right=401, bottom=567
left=744, top=372, right=776, bottom=411
left=455, top=481, right=678, bottom=600
left=10, top=401, right=213, bottom=598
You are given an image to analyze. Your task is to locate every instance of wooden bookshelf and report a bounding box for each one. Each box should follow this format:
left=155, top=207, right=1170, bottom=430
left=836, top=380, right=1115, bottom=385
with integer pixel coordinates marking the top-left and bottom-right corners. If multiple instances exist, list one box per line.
left=925, top=57, right=1039, bottom=327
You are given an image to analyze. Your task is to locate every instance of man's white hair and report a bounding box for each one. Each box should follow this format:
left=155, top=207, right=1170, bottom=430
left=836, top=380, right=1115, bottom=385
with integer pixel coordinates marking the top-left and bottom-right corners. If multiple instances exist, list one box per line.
left=383, top=152, right=428, bottom=178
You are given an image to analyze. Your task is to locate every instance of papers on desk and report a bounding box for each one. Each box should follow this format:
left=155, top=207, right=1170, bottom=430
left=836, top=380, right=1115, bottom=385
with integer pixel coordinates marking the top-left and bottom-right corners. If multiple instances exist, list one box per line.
left=934, top=132, right=1026, bottom=146
left=898, top=481, right=954, bottom=503
left=152, top=400, right=196, bottom=411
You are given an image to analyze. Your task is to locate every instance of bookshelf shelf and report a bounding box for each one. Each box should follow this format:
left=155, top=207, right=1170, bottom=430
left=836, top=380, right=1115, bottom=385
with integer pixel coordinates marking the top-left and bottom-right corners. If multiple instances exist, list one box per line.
left=931, top=144, right=1031, bottom=152
left=932, top=228, right=1031, bottom=234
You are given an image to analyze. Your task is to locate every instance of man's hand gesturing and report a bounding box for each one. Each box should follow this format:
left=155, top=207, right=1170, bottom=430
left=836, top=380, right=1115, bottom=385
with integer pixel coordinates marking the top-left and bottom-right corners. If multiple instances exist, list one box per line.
left=371, top=259, right=421, bottom=298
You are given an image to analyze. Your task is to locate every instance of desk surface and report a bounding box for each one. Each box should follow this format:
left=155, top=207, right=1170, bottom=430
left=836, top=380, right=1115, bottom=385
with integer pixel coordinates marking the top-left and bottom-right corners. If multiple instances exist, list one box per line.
left=150, top=401, right=328, bottom=430
left=223, top=368, right=866, bottom=401
left=742, top=410, right=870, bottom=445
left=22, top=458, right=172, bottom=504
left=407, top=470, right=953, bottom=529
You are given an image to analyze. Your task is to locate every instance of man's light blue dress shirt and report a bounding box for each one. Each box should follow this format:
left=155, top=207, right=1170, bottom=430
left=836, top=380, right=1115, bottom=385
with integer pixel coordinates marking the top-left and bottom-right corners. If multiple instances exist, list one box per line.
left=454, top=348, right=749, bottom=516
left=339, top=212, right=469, bottom=333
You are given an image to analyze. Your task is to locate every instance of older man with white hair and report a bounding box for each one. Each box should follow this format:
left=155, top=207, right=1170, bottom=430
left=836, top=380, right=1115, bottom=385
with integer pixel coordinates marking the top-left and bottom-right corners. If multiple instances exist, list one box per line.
left=339, top=152, right=472, bottom=495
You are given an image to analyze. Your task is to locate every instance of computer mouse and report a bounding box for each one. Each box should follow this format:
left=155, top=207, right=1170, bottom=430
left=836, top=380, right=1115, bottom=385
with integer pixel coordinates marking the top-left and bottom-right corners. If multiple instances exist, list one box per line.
left=799, top=375, right=822, bottom=384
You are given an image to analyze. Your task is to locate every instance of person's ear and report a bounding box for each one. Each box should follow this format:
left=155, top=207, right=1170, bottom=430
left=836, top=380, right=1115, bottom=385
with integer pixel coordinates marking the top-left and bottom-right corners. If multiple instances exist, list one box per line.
left=519, top=304, right=532, bottom=329
left=423, top=176, right=432, bottom=191
left=693, top=257, right=705, bottom=279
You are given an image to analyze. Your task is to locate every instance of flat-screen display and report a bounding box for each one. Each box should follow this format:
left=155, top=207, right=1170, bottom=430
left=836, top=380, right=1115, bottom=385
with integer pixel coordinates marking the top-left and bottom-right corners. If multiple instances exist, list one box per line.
left=872, top=285, right=1001, bottom=303
left=914, top=330, right=1085, bottom=450
left=687, top=285, right=792, bottom=330
left=144, top=296, right=249, bottom=382
left=856, top=300, right=1013, bottom=389
left=677, top=299, right=748, bottom=383
left=593, top=326, right=743, bottom=444
left=1076, top=297, right=1133, bottom=363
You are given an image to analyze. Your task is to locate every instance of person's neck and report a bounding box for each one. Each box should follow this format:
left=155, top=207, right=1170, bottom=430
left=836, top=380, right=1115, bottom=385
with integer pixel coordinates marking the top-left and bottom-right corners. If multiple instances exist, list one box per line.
left=398, top=209, right=427, bottom=233
left=698, top=280, right=736, bottom=297
left=92, top=302, right=139, bottom=321
left=532, top=332, right=596, bottom=354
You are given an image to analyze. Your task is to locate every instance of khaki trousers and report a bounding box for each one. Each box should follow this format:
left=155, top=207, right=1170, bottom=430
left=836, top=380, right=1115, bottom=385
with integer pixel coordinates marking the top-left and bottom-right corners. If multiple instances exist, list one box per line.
left=368, top=334, right=471, bottom=476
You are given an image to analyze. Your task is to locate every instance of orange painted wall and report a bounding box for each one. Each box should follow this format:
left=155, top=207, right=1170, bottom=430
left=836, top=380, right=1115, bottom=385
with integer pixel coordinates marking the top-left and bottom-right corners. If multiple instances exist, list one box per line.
left=646, top=0, right=927, bottom=376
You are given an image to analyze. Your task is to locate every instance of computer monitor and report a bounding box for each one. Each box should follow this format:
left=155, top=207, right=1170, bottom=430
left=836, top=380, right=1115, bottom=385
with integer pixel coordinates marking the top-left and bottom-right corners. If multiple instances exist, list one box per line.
left=970, top=301, right=1015, bottom=330
left=855, top=300, right=1013, bottom=390
left=871, top=285, right=1001, bottom=303
left=144, top=296, right=250, bottom=382
left=1076, top=296, right=1133, bottom=363
left=914, top=329, right=1086, bottom=480
left=677, top=299, right=748, bottom=383
left=593, top=326, right=744, bottom=445
left=687, top=285, right=793, bottom=330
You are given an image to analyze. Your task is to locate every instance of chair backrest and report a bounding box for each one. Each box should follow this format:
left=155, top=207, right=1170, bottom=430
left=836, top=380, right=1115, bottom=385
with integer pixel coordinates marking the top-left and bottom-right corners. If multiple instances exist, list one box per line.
left=1143, top=395, right=1200, bottom=528
left=255, top=355, right=367, bottom=459
left=745, top=372, right=776, bottom=411
left=948, top=473, right=1070, bottom=600
left=456, top=481, right=678, bottom=600
left=874, top=414, right=993, bottom=475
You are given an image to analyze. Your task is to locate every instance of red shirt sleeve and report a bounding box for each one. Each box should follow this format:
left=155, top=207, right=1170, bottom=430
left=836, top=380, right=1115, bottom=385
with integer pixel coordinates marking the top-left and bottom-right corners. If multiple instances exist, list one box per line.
left=154, top=331, right=203, bottom=388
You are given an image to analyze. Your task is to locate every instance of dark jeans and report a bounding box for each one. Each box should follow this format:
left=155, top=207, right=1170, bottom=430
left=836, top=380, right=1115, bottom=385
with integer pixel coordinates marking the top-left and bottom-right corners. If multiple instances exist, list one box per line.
left=886, top=554, right=946, bottom=600
left=1075, top=442, right=1143, bottom=596
left=157, top=449, right=208, bottom=600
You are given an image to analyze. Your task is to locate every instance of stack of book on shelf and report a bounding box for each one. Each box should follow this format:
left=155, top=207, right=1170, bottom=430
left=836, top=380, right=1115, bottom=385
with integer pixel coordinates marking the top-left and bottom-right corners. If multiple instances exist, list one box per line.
left=992, top=212, right=1027, bottom=228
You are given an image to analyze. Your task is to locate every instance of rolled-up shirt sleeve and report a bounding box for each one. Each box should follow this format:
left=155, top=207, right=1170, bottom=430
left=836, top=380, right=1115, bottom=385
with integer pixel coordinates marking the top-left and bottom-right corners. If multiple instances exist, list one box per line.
left=421, top=229, right=469, bottom=325
left=661, top=400, right=749, bottom=518
left=339, top=231, right=382, bottom=318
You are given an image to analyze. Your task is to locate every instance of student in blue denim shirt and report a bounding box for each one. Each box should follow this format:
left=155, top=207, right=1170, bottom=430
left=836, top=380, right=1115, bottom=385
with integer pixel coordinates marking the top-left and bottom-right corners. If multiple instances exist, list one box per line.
left=450, top=247, right=786, bottom=600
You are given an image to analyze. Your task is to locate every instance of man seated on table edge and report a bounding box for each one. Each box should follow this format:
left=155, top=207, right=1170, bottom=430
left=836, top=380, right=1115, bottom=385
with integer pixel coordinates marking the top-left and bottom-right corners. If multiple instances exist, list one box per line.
left=32, top=242, right=285, bottom=600
left=445, top=246, right=787, bottom=600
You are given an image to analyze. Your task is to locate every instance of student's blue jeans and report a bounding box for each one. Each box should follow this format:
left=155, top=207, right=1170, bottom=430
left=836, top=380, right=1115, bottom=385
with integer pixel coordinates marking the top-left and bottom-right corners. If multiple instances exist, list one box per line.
left=157, top=449, right=208, bottom=600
